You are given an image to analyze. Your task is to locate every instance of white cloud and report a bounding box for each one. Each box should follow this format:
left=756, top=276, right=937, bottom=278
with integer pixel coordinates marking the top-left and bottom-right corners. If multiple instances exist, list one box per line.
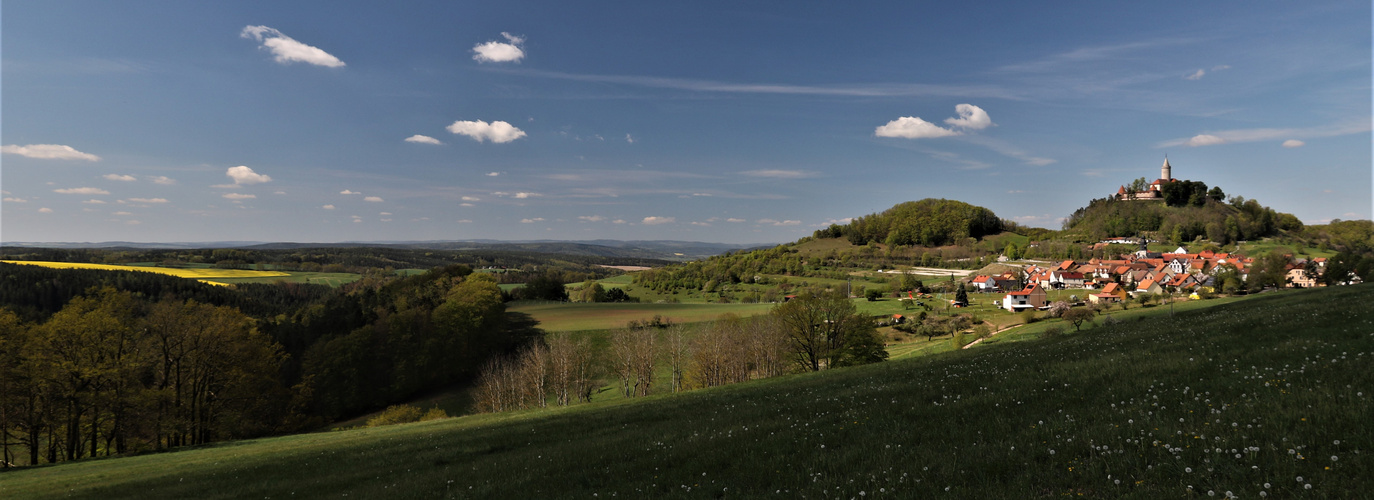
left=726, top=218, right=746, bottom=223
left=38, top=207, right=53, bottom=213
left=405, top=134, right=443, bottom=145
left=1282, top=139, right=1305, bottom=148
left=757, top=218, right=801, bottom=226
left=226, top=166, right=271, bottom=185
left=364, top=196, right=384, bottom=202
left=512, top=192, right=539, bottom=199
left=379, top=212, right=391, bottom=215
left=54, top=187, right=109, bottom=195
left=690, top=221, right=711, bottom=227
left=104, top=174, right=136, bottom=182
left=240, top=25, right=345, bottom=68
left=472, top=32, right=526, bottom=63
left=112, top=211, right=132, bottom=216
left=877, top=103, right=995, bottom=139
left=612, top=219, right=627, bottom=224
left=222, top=193, right=256, bottom=200
left=740, top=169, right=818, bottom=179
left=461, top=196, right=481, bottom=202
left=126, top=198, right=168, bottom=204
left=2, top=144, right=101, bottom=161
left=460, top=203, right=475, bottom=207
left=520, top=218, right=545, bottom=223
left=322, top=204, right=336, bottom=210
left=149, top=176, right=176, bottom=185
left=943, top=104, right=994, bottom=130
left=625, top=134, right=635, bottom=144
left=447, top=120, right=527, bottom=143
left=1184, top=69, right=1206, bottom=80
left=457, top=219, right=473, bottom=224
left=487, top=172, right=501, bottom=177
left=3, top=197, right=27, bottom=203
left=875, top=116, right=960, bottom=139
left=642, top=216, right=675, bottom=225
left=578, top=215, right=605, bottom=222
left=341, top=189, right=360, bottom=195
left=1185, top=134, right=1227, bottom=147
left=274, top=191, right=286, bottom=195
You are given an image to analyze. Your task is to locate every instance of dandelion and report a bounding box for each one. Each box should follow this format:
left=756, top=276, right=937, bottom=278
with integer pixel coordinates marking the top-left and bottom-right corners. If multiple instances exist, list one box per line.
left=1186, top=468, right=1192, bottom=473
left=1208, top=490, right=1215, bottom=496
left=1296, top=476, right=1304, bottom=482
left=1305, top=484, right=1312, bottom=490
left=1333, top=440, right=1340, bottom=445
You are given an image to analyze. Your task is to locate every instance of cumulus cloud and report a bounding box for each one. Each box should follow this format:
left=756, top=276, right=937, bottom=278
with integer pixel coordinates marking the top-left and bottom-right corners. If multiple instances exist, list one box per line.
left=364, top=196, right=384, bottom=202
left=741, top=169, right=817, bottom=179
left=877, top=104, right=994, bottom=139
left=322, top=204, right=336, bottom=210
left=1184, top=69, right=1206, bottom=80
left=149, top=176, right=177, bottom=185
left=875, top=116, right=960, bottom=139
left=625, top=134, right=635, bottom=143
left=612, top=219, right=627, bottom=224
left=487, top=172, right=501, bottom=177
left=405, top=134, right=443, bottom=145
left=226, top=166, right=271, bottom=185
left=512, top=192, right=539, bottom=199
left=1185, top=134, right=1226, bottom=147
left=520, top=217, right=545, bottom=223
left=38, top=207, right=53, bottom=213
left=472, top=32, right=526, bottom=63
left=461, top=196, right=481, bottom=202
left=222, top=193, right=256, bottom=200
left=54, top=187, right=109, bottom=195
left=240, top=25, right=345, bottom=68
left=943, top=104, right=994, bottom=130
left=126, top=198, right=168, bottom=204
left=340, top=189, right=360, bottom=195
left=1282, top=139, right=1305, bottom=148
left=447, top=120, right=527, bottom=143
left=641, top=216, right=675, bottom=225
left=104, top=174, right=136, bottom=182
left=578, top=215, right=605, bottom=222
left=726, top=218, right=746, bottom=223
left=757, top=218, right=802, bottom=226
left=3, top=197, right=28, bottom=203
left=1, top=144, right=101, bottom=161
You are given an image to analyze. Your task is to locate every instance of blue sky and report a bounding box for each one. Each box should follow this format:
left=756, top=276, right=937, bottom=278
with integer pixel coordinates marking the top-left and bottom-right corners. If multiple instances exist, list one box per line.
left=3, top=1, right=1370, bottom=244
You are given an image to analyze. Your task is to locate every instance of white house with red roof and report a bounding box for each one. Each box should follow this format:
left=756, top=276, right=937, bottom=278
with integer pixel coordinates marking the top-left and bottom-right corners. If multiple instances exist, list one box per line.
left=1002, top=283, right=1048, bottom=312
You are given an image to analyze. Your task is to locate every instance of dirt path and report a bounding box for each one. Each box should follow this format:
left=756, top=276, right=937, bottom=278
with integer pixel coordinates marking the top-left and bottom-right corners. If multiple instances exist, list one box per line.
left=962, top=323, right=1021, bottom=349
left=878, top=267, right=976, bottom=277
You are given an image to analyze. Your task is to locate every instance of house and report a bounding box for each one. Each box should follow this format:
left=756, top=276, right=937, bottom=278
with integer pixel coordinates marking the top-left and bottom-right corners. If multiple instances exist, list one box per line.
left=1133, top=278, right=1162, bottom=296
left=971, top=275, right=995, bottom=291
left=1002, top=283, right=1048, bottom=312
left=1286, top=265, right=1319, bottom=288
left=1050, top=270, right=1085, bottom=289
left=1090, top=282, right=1125, bottom=304
left=991, top=275, right=1021, bottom=292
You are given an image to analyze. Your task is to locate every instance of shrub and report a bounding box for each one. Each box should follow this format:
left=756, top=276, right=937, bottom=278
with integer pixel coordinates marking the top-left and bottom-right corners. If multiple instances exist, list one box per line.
left=366, top=405, right=425, bottom=427
left=1042, top=325, right=1063, bottom=338
left=1020, top=309, right=1039, bottom=324
left=951, top=330, right=966, bottom=349
left=973, top=324, right=991, bottom=339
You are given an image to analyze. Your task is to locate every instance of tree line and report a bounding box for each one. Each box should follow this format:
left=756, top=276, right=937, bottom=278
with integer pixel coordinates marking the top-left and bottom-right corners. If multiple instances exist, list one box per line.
left=470, top=292, right=887, bottom=414
left=0, top=264, right=521, bottom=467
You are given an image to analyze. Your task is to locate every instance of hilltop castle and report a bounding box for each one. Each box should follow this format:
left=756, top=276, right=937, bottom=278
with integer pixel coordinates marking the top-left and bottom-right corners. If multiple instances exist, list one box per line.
left=1115, top=158, right=1178, bottom=200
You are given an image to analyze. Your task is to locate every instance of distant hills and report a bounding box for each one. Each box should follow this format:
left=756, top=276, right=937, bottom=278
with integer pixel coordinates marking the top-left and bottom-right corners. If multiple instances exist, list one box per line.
left=0, top=239, right=774, bottom=261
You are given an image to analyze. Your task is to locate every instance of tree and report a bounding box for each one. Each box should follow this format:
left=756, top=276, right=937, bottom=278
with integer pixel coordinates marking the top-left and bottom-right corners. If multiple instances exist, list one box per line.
left=1207, top=186, right=1225, bottom=202
left=954, top=284, right=969, bottom=305
left=1061, top=308, right=1096, bottom=332
left=522, top=273, right=569, bottom=301
left=865, top=288, right=883, bottom=302
left=772, top=292, right=877, bottom=371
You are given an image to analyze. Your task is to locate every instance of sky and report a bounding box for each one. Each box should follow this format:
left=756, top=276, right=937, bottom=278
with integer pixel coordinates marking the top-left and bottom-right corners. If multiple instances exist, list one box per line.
left=2, top=1, right=1370, bottom=245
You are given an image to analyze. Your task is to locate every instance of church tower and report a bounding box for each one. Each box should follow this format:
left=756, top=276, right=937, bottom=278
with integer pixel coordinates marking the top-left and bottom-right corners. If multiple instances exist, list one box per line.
left=1161, top=157, right=1172, bottom=181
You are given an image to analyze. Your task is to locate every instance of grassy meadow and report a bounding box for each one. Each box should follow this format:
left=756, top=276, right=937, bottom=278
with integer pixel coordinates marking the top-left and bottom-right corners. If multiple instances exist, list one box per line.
left=4, top=284, right=1369, bottom=499
left=508, top=301, right=774, bottom=332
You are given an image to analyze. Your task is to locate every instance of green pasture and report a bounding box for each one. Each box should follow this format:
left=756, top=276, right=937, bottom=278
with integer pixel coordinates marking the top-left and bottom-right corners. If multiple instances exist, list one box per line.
left=509, top=301, right=774, bottom=332
left=203, top=271, right=361, bottom=288
left=5, top=284, right=1368, bottom=498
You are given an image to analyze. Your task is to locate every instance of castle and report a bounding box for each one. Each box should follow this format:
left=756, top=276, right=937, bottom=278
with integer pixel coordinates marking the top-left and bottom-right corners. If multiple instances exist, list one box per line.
left=1115, top=158, right=1178, bottom=200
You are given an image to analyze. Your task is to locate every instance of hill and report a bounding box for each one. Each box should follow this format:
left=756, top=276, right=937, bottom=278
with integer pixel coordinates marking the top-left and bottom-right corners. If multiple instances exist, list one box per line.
left=6, top=284, right=1368, bottom=498
left=1062, top=193, right=1302, bottom=246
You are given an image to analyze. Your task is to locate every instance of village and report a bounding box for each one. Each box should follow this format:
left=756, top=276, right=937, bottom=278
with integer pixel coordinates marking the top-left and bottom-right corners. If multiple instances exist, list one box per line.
left=969, top=243, right=1337, bottom=312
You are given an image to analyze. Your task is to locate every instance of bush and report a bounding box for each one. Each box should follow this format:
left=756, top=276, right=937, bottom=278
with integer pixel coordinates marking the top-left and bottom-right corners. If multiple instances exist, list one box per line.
left=1042, top=325, right=1063, bottom=338
left=951, top=330, right=966, bottom=349
left=973, top=324, right=992, bottom=339
left=366, top=405, right=425, bottom=427
left=1020, top=309, right=1040, bottom=324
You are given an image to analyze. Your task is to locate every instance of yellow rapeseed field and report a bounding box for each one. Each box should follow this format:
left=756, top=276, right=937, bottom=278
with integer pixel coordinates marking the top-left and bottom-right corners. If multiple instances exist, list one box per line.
left=1, top=260, right=289, bottom=280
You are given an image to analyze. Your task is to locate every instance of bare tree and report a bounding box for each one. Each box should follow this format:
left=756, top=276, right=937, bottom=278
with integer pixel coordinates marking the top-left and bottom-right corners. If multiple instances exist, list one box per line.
left=631, top=329, right=657, bottom=397
left=517, top=343, right=549, bottom=408
left=662, top=325, right=691, bottom=393
left=609, top=329, right=637, bottom=398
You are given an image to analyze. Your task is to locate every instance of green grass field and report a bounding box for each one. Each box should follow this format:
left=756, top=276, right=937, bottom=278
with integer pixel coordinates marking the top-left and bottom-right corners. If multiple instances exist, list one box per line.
left=201, top=271, right=361, bottom=287
left=508, top=301, right=775, bottom=331
left=5, top=284, right=1369, bottom=499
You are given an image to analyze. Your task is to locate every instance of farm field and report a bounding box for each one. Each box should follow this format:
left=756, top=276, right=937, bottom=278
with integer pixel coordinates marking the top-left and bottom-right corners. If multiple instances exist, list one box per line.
left=4, top=284, right=1368, bottom=499
left=508, top=301, right=774, bottom=332
left=0, top=260, right=289, bottom=279
left=201, top=271, right=361, bottom=287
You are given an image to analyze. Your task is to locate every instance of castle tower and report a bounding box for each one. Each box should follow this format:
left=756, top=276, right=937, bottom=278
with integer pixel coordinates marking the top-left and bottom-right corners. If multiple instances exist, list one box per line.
left=1161, top=157, right=1172, bottom=181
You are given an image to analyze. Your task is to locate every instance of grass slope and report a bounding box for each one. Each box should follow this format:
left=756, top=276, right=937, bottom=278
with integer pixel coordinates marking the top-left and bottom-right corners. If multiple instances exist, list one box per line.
left=508, top=301, right=774, bottom=331
left=5, top=285, right=1370, bottom=499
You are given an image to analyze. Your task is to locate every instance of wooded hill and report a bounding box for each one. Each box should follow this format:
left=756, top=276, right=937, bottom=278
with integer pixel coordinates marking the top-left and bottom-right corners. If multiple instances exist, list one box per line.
left=1061, top=194, right=1303, bottom=245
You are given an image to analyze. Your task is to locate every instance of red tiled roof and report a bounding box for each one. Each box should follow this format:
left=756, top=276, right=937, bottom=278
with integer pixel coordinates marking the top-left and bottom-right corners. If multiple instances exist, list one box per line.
left=1007, top=284, right=1042, bottom=296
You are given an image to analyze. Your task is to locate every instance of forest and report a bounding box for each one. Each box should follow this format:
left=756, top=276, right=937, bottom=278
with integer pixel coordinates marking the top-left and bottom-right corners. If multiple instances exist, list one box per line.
left=1062, top=192, right=1302, bottom=244
left=0, top=262, right=519, bottom=467
left=813, top=198, right=1004, bottom=247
